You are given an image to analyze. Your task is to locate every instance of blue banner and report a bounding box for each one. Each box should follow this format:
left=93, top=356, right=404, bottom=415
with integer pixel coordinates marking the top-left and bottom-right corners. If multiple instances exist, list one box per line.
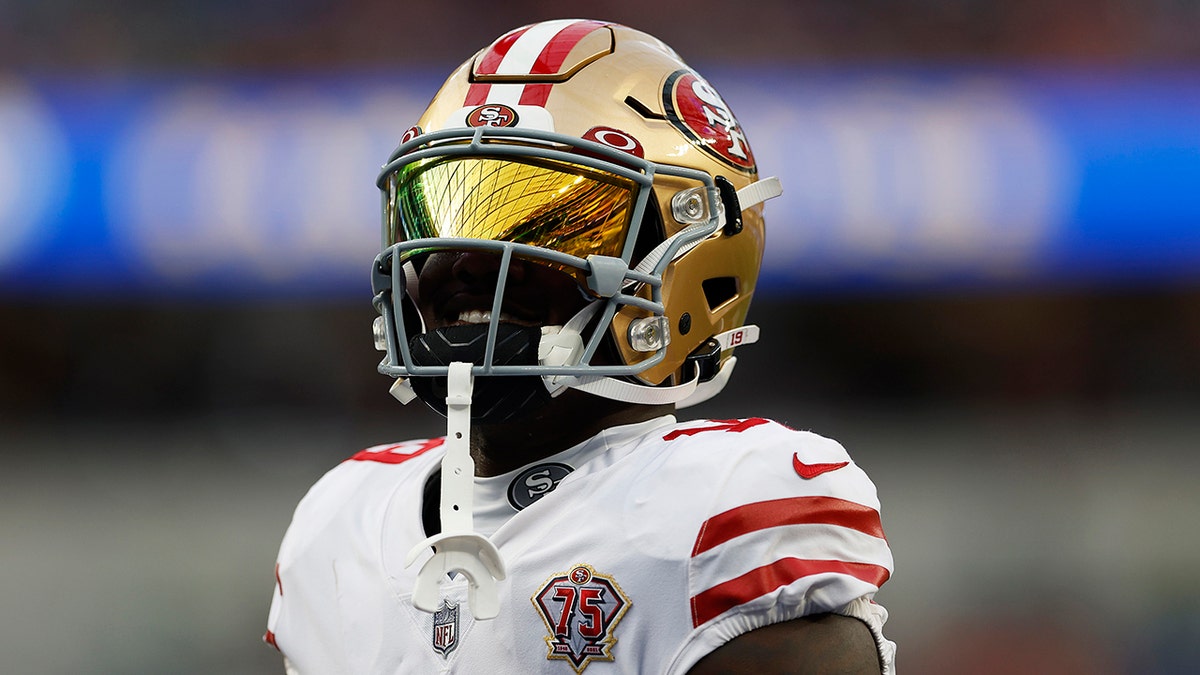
left=0, top=68, right=1197, bottom=300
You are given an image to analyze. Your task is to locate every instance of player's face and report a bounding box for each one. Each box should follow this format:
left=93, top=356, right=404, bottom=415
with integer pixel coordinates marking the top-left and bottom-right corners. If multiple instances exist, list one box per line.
left=413, top=251, right=589, bottom=331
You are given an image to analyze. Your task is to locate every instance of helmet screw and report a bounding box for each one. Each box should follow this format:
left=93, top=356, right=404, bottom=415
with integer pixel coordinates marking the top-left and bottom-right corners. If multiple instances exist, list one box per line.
left=679, top=313, right=692, bottom=335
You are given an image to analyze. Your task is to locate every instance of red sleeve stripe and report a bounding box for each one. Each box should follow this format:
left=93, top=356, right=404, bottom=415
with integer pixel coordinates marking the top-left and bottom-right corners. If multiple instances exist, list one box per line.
left=690, top=558, right=891, bottom=627
left=692, top=496, right=885, bottom=557
left=345, top=437, right=444, bottom=464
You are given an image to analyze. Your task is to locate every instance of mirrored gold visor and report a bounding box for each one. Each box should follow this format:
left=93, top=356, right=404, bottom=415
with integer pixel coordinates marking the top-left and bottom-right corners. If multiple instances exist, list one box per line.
left=387, top=156, right=637, bottom=261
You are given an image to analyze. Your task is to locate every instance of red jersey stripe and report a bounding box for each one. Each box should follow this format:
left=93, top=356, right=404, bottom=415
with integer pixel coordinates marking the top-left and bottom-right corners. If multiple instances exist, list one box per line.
left=345, top=438, right=444, bottom=464
left=690, top=558, right=891, bottom=627
left=692, top=496, right=886, bottom=557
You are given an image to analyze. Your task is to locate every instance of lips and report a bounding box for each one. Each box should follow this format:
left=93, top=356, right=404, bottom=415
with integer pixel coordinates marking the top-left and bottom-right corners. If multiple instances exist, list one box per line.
left=454, top=309, right=522, bottom=325
left=415, top=251, right=588, bottom=330
left=437, top=294, right=543, bottom=328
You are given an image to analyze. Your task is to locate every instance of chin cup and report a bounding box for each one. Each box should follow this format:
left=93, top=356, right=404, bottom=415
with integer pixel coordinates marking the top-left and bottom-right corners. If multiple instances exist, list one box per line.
left=408, top=324, right=550, bottom=423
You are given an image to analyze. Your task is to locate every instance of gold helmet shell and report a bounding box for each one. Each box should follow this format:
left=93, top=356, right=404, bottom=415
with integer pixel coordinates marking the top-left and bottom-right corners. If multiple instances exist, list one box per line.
left=374, top=19, right=778, bottom=406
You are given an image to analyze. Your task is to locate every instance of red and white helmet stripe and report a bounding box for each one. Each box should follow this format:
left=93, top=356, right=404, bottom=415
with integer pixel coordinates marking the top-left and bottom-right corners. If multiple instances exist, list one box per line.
left=465, top=19, right=609, bottom=107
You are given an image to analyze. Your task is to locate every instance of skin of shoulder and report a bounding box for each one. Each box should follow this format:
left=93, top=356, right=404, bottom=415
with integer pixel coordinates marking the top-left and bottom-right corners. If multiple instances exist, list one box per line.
left=687, top=613, right=882, bottom=675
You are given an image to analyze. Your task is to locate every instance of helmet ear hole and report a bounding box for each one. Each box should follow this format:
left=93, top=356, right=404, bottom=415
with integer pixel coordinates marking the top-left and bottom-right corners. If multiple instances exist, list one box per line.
left=701, top=277, right=738, bottom=311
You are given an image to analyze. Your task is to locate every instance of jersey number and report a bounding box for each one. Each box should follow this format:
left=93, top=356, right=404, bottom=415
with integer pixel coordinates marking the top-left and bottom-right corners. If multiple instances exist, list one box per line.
left=551, top=586, right=606, bottom=638
left=663, top=417, right=770, bottom=441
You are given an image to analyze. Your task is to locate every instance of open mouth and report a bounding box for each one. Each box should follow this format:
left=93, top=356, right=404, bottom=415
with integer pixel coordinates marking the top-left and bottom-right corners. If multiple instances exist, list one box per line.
left=449, top=309, right=533, bottom=327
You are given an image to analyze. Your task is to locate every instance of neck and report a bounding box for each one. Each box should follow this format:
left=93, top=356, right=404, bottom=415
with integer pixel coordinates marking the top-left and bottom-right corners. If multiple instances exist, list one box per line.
left=469, top=393, right=673, bottom=477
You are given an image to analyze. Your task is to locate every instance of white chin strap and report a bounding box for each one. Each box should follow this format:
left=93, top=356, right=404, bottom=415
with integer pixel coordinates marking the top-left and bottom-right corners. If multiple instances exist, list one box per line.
left=542, top=321, right=760, bottom=408
left=737, top=175, right=783, bottom=211
left=405, top=361, right=506, bottom=620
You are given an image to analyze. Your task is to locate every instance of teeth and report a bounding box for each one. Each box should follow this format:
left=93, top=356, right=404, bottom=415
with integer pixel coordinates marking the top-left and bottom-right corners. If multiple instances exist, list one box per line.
left=456, top=310, right=517, bottom=324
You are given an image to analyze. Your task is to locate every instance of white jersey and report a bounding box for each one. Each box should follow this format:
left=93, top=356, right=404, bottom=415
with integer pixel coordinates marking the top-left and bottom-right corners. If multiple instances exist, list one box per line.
left=265, top=415, right=896, bottom=674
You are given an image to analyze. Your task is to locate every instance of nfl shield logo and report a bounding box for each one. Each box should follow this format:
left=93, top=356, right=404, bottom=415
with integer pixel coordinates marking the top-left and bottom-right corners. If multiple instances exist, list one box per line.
left=432, top=601, right=460, bottom=657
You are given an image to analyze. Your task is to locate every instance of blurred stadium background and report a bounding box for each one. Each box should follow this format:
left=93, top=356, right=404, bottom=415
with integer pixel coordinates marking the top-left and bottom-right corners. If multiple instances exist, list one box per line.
left=2, top=1, right=1199, bottom=673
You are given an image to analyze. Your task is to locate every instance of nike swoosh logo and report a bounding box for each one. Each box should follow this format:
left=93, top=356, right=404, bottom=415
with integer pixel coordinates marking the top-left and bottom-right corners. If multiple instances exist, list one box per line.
left=792, top=454, right=849, bottom=479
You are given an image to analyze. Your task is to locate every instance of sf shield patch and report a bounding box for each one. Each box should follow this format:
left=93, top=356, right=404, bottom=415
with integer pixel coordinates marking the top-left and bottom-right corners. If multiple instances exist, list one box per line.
left=507, top=462, right=574, bottom=510
left=533, top=564, right=630, bottom=673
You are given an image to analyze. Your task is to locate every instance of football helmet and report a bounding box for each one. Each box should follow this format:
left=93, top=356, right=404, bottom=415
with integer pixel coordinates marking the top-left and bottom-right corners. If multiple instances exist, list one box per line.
left=372, top=18, right=781, bottom=418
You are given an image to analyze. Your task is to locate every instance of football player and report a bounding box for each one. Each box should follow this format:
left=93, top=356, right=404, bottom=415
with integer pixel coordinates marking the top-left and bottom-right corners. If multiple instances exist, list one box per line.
left=266, top=19, right=895, bottom=674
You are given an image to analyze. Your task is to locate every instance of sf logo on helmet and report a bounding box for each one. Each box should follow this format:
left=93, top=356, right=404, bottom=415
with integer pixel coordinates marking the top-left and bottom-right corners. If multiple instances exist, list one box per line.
left=466, top=104, right=519, bottom=128
left=663, top=69, right=756, bottom=172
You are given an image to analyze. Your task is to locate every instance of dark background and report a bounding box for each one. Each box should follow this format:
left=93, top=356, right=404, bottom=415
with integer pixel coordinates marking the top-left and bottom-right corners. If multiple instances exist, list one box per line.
left=2, top=1, right=1198, bottom=673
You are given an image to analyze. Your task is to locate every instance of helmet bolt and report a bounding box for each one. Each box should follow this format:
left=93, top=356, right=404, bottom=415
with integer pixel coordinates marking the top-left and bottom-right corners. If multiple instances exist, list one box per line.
left=679, top=312, right=692, bottom=336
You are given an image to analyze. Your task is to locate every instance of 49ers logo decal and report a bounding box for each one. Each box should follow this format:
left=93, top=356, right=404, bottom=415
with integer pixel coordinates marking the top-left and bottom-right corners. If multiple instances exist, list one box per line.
left=663, top=69, right=756, bottom=172
left=466, top=103, right=519, bottom=127
left=533, top=564, right=630, bottom=672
